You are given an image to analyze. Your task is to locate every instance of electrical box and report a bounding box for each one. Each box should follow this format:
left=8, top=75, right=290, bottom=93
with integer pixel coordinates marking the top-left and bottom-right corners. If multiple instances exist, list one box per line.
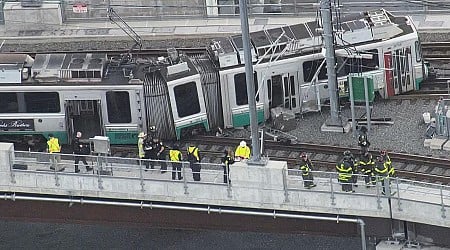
left=90, top=136, right=110, bottom=154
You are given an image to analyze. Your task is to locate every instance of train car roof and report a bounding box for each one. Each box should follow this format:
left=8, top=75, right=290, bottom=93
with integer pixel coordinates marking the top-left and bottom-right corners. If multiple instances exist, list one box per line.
left=211, top=9, right=415, bottom=69
left=0, top=54, right=34, bottom=67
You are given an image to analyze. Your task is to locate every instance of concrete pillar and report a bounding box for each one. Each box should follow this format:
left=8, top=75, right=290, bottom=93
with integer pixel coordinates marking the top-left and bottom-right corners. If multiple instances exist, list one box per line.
left=229, top=160, right=286, bottom=189
left=0, top=143, right=14, bottom=172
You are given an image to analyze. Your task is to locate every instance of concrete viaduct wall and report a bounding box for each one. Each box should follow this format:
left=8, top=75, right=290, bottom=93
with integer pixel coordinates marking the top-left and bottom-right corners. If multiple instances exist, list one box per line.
left=0, top=143, right=448, bottom=230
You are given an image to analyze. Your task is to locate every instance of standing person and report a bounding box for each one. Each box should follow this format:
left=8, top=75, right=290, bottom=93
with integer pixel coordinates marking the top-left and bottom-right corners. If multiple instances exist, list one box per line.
left=299, top=152, right=317, bottom=189
left=380, top=150, right=395, bottom=178
left=374, top=155, right=389, bottom=195
left=187, top=143, right=201, bottom=181
left=358, top=126, right=370, bottom=155
left=47, top=133, right=63, bottom=171
left=73, top=131, right=92, bottom=173
left=357, top=151, right=375, bottom=187
left=221, top=149, right=234, bottom=184
left=143, top=135, right=153, bottom=170
left=152, top=137, right=167, bottom=173
left=169, top=144, right=183, bottom=180
left=235, top=140, right=251, bottom=161
left=137, top=132, right=146, bottom=162
left=336, top=151, right=355, bottom=192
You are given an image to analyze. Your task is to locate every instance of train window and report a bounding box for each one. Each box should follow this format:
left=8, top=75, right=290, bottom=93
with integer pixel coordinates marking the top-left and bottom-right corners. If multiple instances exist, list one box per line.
left=106, top=91, right=131, bottom=123
left=234, top=72, right=259, bottom=106
left=303, top=60, right=327, bottom=82
left=174, top=81, right=201, bottom=118
left=24, top=92, right=60, bottom=113
left=0, top=93, right=19, bottom=113
left=415, top=41, right=422, bottom=62
left=290, top=76, right=295, bottom=95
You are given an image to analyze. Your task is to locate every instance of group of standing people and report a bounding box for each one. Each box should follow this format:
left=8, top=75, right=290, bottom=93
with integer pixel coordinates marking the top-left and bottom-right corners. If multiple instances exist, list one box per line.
left=137, top=132, right=204, bottom=181
left=336, top=126, right=395, bottom=194
left=46, top=132, right=92, bottom=173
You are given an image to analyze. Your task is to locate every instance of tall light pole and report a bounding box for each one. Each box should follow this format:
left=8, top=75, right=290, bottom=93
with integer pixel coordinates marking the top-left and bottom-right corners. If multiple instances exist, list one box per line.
left=238, top=0, right=264, bottom=164
left=320, top=0, right=349, bottom=132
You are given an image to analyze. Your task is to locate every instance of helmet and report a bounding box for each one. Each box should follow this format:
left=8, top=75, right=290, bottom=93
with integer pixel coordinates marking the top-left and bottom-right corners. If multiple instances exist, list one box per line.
left=343, top=150, right=352, bottom=156
left=300, top=152, right=307, bottom=158
left=380, top=150, right=387, bottom=156
left=240, top=141, right=247, bottom=147
left=377, top=156, right=384, bottom=162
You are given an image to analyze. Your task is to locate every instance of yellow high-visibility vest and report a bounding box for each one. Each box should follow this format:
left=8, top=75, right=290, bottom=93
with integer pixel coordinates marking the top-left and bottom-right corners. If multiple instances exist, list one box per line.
left=235, top=145, right=250, bottom=159
left=169, top=149, right=182, bottom=162
left=47, top=137, right=61, bottom=153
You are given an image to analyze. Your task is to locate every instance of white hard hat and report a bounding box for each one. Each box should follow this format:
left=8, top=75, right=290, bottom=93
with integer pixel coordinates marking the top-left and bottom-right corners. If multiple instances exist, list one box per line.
left=240, top=141, right=246, bottom=147
left=76, top=132, right=82, bottom=138
left=138, top=132, right=146, bottom=138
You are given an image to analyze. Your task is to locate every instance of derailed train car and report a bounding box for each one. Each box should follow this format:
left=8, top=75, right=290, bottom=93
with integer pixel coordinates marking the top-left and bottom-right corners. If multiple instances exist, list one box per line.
left=0, top=9, right=427, bottom=145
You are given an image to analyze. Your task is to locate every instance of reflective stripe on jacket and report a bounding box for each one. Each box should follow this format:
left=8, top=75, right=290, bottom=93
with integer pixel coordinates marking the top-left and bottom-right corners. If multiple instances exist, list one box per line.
left=336, top=162, right=353, bottom=181
left=138, top=138, right=145, bottom=158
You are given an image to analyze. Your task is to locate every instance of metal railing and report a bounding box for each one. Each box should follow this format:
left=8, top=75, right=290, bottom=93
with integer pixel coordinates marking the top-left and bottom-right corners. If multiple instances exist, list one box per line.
left=285, top=169, right=450, bottom=217
left=0, top=0, right=443, bottom=24
left=12, top=151, right=232, bottom=196
left=10, top=150, right=449, bottom=220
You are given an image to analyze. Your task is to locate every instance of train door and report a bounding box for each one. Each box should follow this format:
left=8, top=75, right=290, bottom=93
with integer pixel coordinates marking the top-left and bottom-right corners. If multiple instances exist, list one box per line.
left=384, top=52, right=395, bottom=97
left=267, top=73, right=297, bottom=110
left=386, top=47, right=413, bottom=96
left=64, top=100, right=103, bottom=143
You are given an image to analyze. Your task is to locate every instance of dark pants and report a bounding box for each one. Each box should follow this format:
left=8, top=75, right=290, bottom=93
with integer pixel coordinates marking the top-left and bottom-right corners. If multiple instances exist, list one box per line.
left=223, top=164, right=230, bottom=184
left=172, top=162, right=182, bottom=180
left=340, top=180, right=353, bottom=192
left=190, top=162, right=201, bottom=181
left=159, top=154, right=167, bottom=172
left=74, top=155, right=88, bottom=171
left=144, top=152, right=154, bottom=169
left=302, top=174, right=314, bottom=187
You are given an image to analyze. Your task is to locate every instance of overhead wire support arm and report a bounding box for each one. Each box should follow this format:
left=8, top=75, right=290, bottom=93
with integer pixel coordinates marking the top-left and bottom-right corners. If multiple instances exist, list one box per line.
left=107, top=7, right=143, bottom=58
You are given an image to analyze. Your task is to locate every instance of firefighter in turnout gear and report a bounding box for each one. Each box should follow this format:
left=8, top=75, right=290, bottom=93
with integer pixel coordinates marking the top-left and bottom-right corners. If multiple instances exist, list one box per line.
left=357, top=151, right=375, bottom=187
left=169, top=144, right=183, bottom=180
left=374, top=155, right=389, bottom=195
left=187, top=143, right=201, bottom=181
left=299, top=152, right=316, bottom=189
left=221, top=149, right=234, bottom=184
left=358, top=126, right=370, bottom=154
left=336, top=151, right=355, bottom=192
left=380, top=150, right=395, bottom=178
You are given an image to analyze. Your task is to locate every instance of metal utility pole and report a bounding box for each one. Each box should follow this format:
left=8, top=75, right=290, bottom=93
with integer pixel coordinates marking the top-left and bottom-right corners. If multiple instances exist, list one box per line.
left=239, top=0, right=262, bottom=164
left=320, top=0, right=345, bottom=129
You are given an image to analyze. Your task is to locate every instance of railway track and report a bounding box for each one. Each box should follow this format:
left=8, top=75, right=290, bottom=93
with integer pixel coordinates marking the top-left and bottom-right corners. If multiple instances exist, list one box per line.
left=111, top=135, right=450, bottom=185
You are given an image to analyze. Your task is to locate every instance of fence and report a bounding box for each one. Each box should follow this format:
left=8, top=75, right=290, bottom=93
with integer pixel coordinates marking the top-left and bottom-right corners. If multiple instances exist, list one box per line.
left=0, top=0, right=445, bottom=25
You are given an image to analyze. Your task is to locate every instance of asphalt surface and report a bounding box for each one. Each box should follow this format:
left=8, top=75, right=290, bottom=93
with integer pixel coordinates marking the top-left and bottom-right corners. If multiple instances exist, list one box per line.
left=0, top=220, right=362, bottom=250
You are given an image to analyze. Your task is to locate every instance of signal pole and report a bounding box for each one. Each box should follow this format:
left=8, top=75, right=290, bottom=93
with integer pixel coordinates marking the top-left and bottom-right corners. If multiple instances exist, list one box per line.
left=239, top=0, right=265, bottom=165
left=320, top=0, right=350, bottom=132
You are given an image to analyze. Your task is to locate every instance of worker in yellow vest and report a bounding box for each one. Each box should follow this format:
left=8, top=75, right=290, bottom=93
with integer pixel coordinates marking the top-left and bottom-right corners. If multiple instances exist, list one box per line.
left=47, top=134, right=63, bottom=171
left=187, top=143, right=201, bottom=181
left=235, top=141, right=251, bottom=161
left=169, top=144, right=183, bottom=180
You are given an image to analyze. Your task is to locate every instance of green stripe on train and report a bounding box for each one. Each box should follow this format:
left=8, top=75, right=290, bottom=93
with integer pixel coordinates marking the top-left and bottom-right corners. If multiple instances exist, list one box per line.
left=415, top=77, right=423, bottom=90
left=105, top=130, right=139, bottom=144
left=175, top=119, right=209, bottom=140
left=232, top=109, right=264, bottom=128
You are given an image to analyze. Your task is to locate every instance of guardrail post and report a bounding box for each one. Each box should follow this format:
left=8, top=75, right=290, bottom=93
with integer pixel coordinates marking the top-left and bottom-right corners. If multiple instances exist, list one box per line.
left=329, top=173, right=336, bottom=206
left=9, top=152, right=15, bottom=184
left=97, top=155, right=103, bottom=190
left=139, top=159, right=145, bottom=192
left=395, top=178, right=402, bottom=211
left=440, top=185, right=447, bottom=219
left=376, top=179, right=382, bottom=210
left=282, top=168, right=289, bottom=203
left=182, top=162, right=189, bottom=195
left=53, top=155, right=60, bottom=187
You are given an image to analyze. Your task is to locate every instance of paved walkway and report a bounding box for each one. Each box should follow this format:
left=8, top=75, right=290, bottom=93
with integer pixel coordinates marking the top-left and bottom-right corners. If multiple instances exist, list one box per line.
left=0, top=14, right=449, bottom=40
